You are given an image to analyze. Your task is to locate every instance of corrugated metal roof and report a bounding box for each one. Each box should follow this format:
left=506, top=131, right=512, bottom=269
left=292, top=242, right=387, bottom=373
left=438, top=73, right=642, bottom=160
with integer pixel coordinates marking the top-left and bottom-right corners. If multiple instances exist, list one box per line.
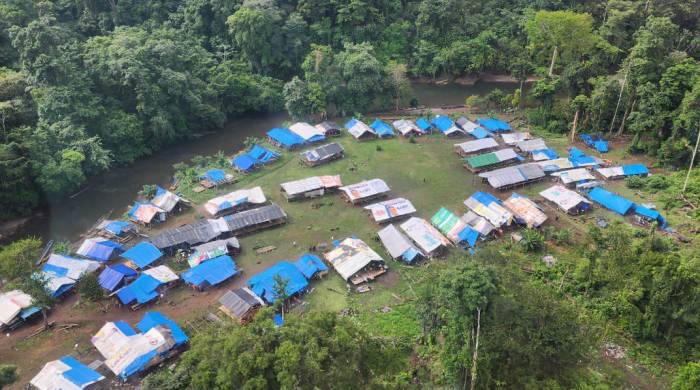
left=218, top=288, right=263, bottom=318
left=323, top=238, right=384, bottom=280
left=378, top=224, right=418, bottom=259
left=501, top=132, right=532, bottom=145
left=516, top=138, right=547, bottom=152
left=455, top=138, right=499, bottom=154
left=552, top=168, right=595, bottom=184
left=281, top=175, right=342, bottom=196
left=222, top=204, right=287, bottom=232
left=539, top=185, right=590, bottom=212
left=503, top=194, right=548, bottom=228
left=300, top=142, right=344, bottom=163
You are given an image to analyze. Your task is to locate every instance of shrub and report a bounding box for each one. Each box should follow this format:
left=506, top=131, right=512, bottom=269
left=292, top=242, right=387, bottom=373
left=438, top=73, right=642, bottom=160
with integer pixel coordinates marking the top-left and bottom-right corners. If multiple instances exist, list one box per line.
left=520, top=229, right=546, bottom=252
left=626, top=176, right=646, bottom=189
left=78, top=273, right=104, bottom=302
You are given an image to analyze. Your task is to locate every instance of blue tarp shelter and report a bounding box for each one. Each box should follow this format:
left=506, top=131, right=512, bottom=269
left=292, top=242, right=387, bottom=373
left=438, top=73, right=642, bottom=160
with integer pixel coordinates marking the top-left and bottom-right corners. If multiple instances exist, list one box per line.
left=98, top=264, right=137, bottom=292
left=292, top=254, right=328, bottom=279
left=121, top=242, right=163, bottom=269
left=201, top=169, right=226, bottom=183
left=471, top=191, right=501, bottom=206
left=114, top=320, right=137, bottom=336
left=345, top=118, right=358, bottom=128
left=532, top=148, right=559, bottom=160
left=477, top=118, right=511, bottom=132
left=634, top=205, right=667, bottom=227
left=370, top=119, right=395, bottom=138
left=182, top=255, right=238, bottom=288
left=588, top=187, right=635, bottom=215
left=415, top=117, right=431, bottom=132
left=568, top=147, right=586, bottom=159
left=232, top=155, right=257, bottom=172
left=458, top=227, right=480, bottom=248
left=103, top=221, right=133, bottom=237
left=77, top=238, right=122, bottom=262
left=470, top=127, right=491, bottom=139
left=580, top=133, right=609, bottom=153
left=431, top=116, right=455, bottom=133
left=267, top=128, right=305, bottom=149
left=116, top=274, right=162, bottom=305
left=248, top=144, right=279, bottom=163
left=247, top=262, right=309, bottom=304
left=32, top=356, right=105, bottom=389
left=136, top=311, right=189, bottom=346
left=595, top=140, right=609, bottom=153
left=622, top=164, right=649, bottom=176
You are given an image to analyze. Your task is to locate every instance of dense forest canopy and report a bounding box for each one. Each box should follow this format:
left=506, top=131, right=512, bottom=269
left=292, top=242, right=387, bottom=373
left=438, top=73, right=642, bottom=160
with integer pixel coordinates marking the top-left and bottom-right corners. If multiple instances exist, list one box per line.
left=0, top=0, right=698, bottom=219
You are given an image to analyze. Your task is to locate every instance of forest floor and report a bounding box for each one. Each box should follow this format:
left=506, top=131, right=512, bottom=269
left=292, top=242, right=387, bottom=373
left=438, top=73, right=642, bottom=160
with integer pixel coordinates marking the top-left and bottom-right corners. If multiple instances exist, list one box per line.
left=1, top=110, right=689, bottom=388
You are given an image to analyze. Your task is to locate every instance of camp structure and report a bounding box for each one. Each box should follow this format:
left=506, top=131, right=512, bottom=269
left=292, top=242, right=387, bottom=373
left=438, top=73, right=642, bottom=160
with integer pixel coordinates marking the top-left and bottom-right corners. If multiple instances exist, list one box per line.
left=551, top=168, right=596, bottom=188
left=464, top=148, right=520, bottom=172
left=182, top=255, right=238, bottom=290
left=539, top=185, right=591, bottom=214
left=280, top=175, right=343, bottom=201
left=148, top=218, right=229, bottom=254
left=315, top=121, right=342, bottom=137
left=580, top=133, right=608, bottom=153
left=267, top=127, right=305, bottom=150
left=503, top=193, right=548, bottom=228
left=324, top=237, right=387, bottom=285
left=461, top=211, right=496, bottom=237
left=463, top=191, right=514, bottom=228
left=199, top=169, right=235, bottom=189
left=364, top=197, right=416, bottom=223
left=299, top=142, right=345, bottom=167
left=454, top=138, right=499, bottom=157
left=120, top=241, right=163, bottom=269
left=515, top=138, right=547, bottom=153
left=40, top=254, right=101, bottom=298
left=477, top=162, right=546, bottom=190
left=633, top=205, right=668, bottom=228
left=96, top=220, right=137, bottom=242
left=415, top=117, right=432, bottom=133
left=477, top=117, right=511, bottom=132
left=218, top=287, right=265, bottom=324
left=568, top=147, right=603, bottom=168
left=91, top=312, right=187, bottom=380
left=400, top=217, right=451, bottom=257
left=339, top=178, right=390, bottom=205
left=587, top=187, right=635, bottom=215
left=377, top=224, right=423, bottom=264
left=345, top=118, right=376, bottom=140
left=31, top=356, right=105, bottom=390
left=116, top=266, right=179, bottom=308
left=431, top=115, right=466, bottom=136
left=539, top=157, right=574, bottom=173
left=293, top=253, right=329, bottom=280
left=220, top=203, right=288, bottom=236
left=204, top=186, right=267, bottom=216
left=289, top=122, right=326, bottom=143
left=392, top=119, right=424, bottom=137
left=369, top=119, right=395, bottom=138
left=595, top=164, right=649, bottom=180
left=232, top=144, right=280, bottom=173
left=76, top=237, right=123, bottom=262
left=98, top=264, right=137, bottom=293
left=456, top=117, right=490, bottom=139
left=501, top=132, right=532, bottom=145
left=128, top=202, right=166, bottom=225
left=246, top=261, right=310, bottom=304
left=431, top=207, right=479, bottom=247
left=531, top=148, right=559, bottom=161
left=188, top=237, right=240, bottom=267
left=150, top=186, right=186, bottom=214
left=0, top=290, right=36, bottom=330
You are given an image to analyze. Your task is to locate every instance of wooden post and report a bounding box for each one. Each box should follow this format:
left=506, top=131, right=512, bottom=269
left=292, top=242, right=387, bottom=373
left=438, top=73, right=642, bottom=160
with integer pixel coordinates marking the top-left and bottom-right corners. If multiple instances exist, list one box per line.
left=609, top=64, right=630, bottom=135
left=571, top=109, right=580, bottom=143
left=683, top=124, right=700, bottom=193
left=548, top=47, right=558, bottom=77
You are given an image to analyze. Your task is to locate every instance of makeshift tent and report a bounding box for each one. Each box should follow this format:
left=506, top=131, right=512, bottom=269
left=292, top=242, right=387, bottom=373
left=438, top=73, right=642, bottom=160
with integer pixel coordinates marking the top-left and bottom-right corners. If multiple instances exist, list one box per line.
left=38, top=270, right=76, bottom=298
left=200, top=169, right=227, bottom=184
left=531, top=148, right=559, bottom=161
left=587, top=187, right=635, bottom=215
left=634, top=205, right=667, bottom=228
left=0, top=290, right=33, bottom=327
left=461, top=211, right=496, bottom=236
left=552, top=168, right=595, bottom=186
left=218, top=287, right=265, bottom=323
left=267, top=128, right=305, bottom=149
left=280, top=175, right=342, bottom=200
left=149, top=218, right=228, bottom=253
left=203, top=186, right=267, bottom=216
left=76, top=238, right=122, bottom=261
left=128, top=202, right=165, bottom=224
left=299, top=142, right=344, bottom=166
left=431, top=207, right=479, bottom=247
left=345, top=118, right=376, bottom=139
left=143, top=265, right=179, bottom=284
left=289, top=122, right=325, bottom=143
left=431, top=115, right=465, bottom=136
left=596, top=164, right=649, bottom=179
left=45, top=254, right=100, bottom=280
left=377, top=224, right=423, bottom=263
left=465, top=148, right=520, bottom=171
left=539, top=157, right=574, bottom=172
left=370, top=119, right=395, bottom=138
left=415, top=117, right=431, bottom=132
left=31, top=356, right=105, bottom=390
left=247, top=262, right=309, bottom=304
left=220, top=203, right=287, bottom=235
left=456, top=117, right=490, bottom=139
left=580, top=134, right=608, bottom=153
left=98, top=220, right=136, bottom=238
left=364, top=197, right=416, bottom=223
left=392, top=119, right=423, bottom=137
left=400, top=217, right=451, bottom=256
left=188, top=237, right=240, bottom=267
left=293, top=254, right=328, bottom=279
left=464, top=192, right=514, bottom=227
left=182, top=255, right=238, bottom=288
left=136, top=311, right=188, bottom=346
left=477, top=163, right=546, bottom=190
left=503, top=193, right=548, bottom=228
left=121, top=242, right=163, bottom=269
left=539, top=185, right=591, bottom=214
left=116, top=274, right=163, bottom=305
left=477, top=118, right=511, bottom=132
left=515, top=138, right=547, bottom=153
left=568, top=147, right=602, bottom=167
left=501, top=132, right=532, bottom=145
left=339, top=178, right=390, bottom=204
left=232, top=145, right=279, bottom=172
left=98, top=264, right=137, bottom=292
left=454, top=138, right=499, bottom=156
left=315, top=121, right=341, bottom=136
left=150, top=186, right=181, bottom=213
left=324, top=238, right=386, bottom=284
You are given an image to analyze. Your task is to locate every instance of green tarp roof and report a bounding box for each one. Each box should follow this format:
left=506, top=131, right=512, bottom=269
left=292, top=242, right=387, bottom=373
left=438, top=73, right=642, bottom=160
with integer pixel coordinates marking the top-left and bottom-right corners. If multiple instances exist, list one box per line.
left=466, top=152, right=501, bottom=169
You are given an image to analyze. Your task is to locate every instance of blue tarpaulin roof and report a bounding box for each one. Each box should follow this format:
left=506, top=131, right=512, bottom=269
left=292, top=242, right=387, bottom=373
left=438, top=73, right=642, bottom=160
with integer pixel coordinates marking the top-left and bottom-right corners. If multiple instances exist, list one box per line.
left=471, top=191, right=501, bottom=206
left=568, top=147, right=586, bottom=158
left=121, top=349, right=158, bottom=379
left=634, top=205, right=667, bottom=227
left=104, top=221, right=132, bottom=236
left=78, top=239, right=122, bottom=262
left=292, top=254, right=328, bottom=279
left=57, top=356, right=104, bottom=388
left=477, top=118, right=511, bottom=132
left=116, top=274, right=162, bottom=305
left=121, top=242, right=163, bottom=269
left=345, top=118, right=358, bottom=128
left=182, top=255, right=238, bottom=288
left=267, top=128, right=305, bottom=148
left=201, top=169, right=226, bottom=183
left=431, top=116, right=455, bottom=132
left=273, top=313, right=284, bottom=327
left=622, top=164, right=649, bottom=176
left=588, top=187, right=635, bottom=215
left=136, top=311, right=188, bottom=346
left=370, top=119, right=395, bottom=137
left=594, top=140, right=608, bottom=153
left=232, top=154, right=257, bottom=172
left=415, top=117, right=431, bottom=131
left=114, top=320, right=137, bottom=336
left=247, top=262, right=309, bottom=304
left=580, top=134, right=609, bottom=153
left=248, top=144, right=279, bottom=163
left=471, top=127, right=490, bottom=139
left=98, top=264, right=137, bottom=292
left=458, top=227, right=480, bottom=248
left=532, top=148, right=559, bottom=160
left=401, top=247, right=421, bottom=263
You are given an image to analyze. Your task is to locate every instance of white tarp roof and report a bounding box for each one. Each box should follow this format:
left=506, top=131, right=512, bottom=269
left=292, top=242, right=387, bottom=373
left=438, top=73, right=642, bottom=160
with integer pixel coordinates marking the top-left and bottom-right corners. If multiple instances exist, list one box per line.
left=503, top=195, right=548, bottom=228
left=281, top=175, right=342, bottom=196
left=364, top=198, right=416, bottom=222
left=289, top=122, right=324, bottom=141
left=92, top=322, right=134, bottom=359
left=552, top=168, right=595, bottom=184
left=324, top=238, right=384, bottom=280
left=501, top=132, right=532, bottom=145
left=539, top=185, right=591, bottom=212
left=516, top=138, right=547, bottom=152
left=30, top=358, right=104, bottom=390
left=539, top=158, right=574, bottom=171
left=595, top=166, right=625, bottom=179
left=46, top=254, right=100, bottom=280
left=456, top=118, right=482, bottom=133
left=463, top=195, right=514, bottom=227
left=347, top=120, right=375, bottom=138
left=454, top=138, right=499, bottom=154
left=151, top=189, right=181, bottom=212
left=339, top=178, right=390, bottom=202
left=0, top=290, right=33, bottom=325
left=461, top=211, right=495, bottom=236
left=493, top=148, right=519, bottom=161
left=400, top=217, right=450, bottom=254
left=392, top=119, right=421, bottom=135
left=204, top=186, right=266, bottom=215
left=143, top=265, right=179, bottom=283
left=377, top=225, right=419, bottom=259
left=106, top=328, right=169, bottom=377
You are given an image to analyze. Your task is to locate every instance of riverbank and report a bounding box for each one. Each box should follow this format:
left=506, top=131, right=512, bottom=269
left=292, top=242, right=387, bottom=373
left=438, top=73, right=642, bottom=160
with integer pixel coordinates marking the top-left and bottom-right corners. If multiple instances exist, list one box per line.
left=411, top=72, right=539, bottom=86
